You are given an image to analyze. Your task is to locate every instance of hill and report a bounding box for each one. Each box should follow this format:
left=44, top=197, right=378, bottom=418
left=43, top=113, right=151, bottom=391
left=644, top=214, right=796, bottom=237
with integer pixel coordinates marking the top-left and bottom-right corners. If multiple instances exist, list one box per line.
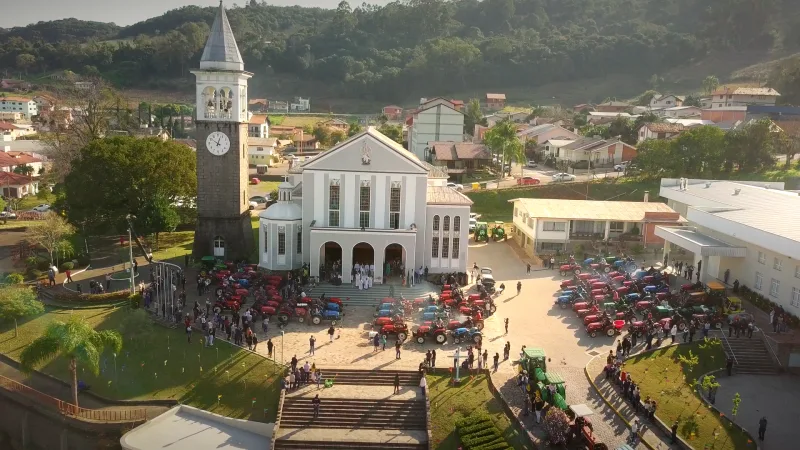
left=1, top=0, right=799, bottom=110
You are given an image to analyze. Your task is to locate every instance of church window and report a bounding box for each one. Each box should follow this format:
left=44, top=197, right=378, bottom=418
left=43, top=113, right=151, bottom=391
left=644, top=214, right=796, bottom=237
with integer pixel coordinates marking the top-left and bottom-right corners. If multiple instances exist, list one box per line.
left=329, top=182, right=340, bottom=227
left=443, top=216, right=450, bottom=232
left=278, top=231, right=286, bottom=255
left=453, top=216, right=461, bottom=232
left=389, top=182, right=401, bottom=229
left=441, top=238, right=450, bottom=258
left=203, top=86, right=217, bottom=119
left=297, top=228, right=302, bottom=254
left=432, top=237, right=439, bottom=258
left=359, top=181, right=371, bottom=228
left=433, top=215, right=440, bottom=231
left=452, top=238, right=460, bottom=259
left=263, top=229, right=268, bottom=252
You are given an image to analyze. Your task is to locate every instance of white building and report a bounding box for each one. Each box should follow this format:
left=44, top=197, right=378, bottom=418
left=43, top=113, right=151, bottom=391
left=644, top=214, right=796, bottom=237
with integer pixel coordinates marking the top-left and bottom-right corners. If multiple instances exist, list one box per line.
left=0, top=96, right=38, bottom=119
left=655, top=178, right=800, bottom=311
left=259, top=127, right=472, bottom=281
left=649, top=94, right=684, bottom=109
left=248, top=113, right=269, bottom=138
left=662, top=106, right=701, bottom=118
left=248, top=137, right=277, bottom=166
left=290, top=97, right=310, bottom=112
left=516, top=124, right=579, bottom=145
left=637, top=123, right=686, bottom=143
left=544, top=136, right=637, bottom=166
left=710, top=87, right=780, bottom=108
left=408, top=98, right=465, bottom=160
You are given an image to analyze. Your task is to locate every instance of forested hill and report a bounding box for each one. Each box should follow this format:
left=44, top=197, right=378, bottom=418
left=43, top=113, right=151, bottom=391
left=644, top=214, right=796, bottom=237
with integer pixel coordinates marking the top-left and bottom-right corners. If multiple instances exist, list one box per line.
left=2, top=0, right=799, bottom=104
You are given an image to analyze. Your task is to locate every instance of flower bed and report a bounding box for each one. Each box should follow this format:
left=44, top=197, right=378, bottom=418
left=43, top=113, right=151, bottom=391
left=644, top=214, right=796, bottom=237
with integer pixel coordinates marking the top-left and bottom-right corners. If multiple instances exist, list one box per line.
left=738, top=285, right=798, bottom=328
left=52, top=290, right=133, bottom=304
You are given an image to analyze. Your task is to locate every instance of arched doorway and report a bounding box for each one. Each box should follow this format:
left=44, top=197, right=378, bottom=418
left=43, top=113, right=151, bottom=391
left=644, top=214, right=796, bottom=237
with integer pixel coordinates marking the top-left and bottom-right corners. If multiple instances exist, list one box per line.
left=352, top=242, right=374, bottom=269
left=319, top=242, right=342, bottom=282
left=213, top=236, right=225, bottom=257
left=384, top=243, right=405, bottom=281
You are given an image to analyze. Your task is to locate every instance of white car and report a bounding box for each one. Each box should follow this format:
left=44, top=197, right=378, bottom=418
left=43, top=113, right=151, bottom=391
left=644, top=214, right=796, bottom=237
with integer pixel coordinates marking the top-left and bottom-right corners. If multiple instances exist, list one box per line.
left=31, top=204, right=50, bottom=212
left=552, top=173, right=576, bottom=182
left=248, top=201, right=258, bottom=210
left=0, top=210, right=17, bottom=219
left=614, top=161, right=630, bottom=171
left=447, top=182, right=464, bottom=191
left=469, top=217, right=477, bottom=232
left=526, top=160, right=538, bottom=168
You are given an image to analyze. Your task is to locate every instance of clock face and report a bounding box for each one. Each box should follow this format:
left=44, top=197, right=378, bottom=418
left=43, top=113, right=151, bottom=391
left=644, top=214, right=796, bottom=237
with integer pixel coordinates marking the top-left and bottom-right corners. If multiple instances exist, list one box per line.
left=206, top=131, right=231, bottom=156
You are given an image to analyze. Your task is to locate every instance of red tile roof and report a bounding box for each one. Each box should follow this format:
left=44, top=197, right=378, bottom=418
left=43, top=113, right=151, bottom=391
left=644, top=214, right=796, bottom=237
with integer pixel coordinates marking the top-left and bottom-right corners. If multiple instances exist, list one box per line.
left=643, top=122, right=685, bottom=133
left=0, top=122, right=20, bottom=131
left=486, top=93, right=506, bottom=100
left=0, top=151, right=43, bottom=168
left=0, top=96, right=33, bottom=102
left=0, top=171, right=35, bottom=185
left=432, top=142, right=491, bottom=161
left=249, top=114, right=269, bottom=125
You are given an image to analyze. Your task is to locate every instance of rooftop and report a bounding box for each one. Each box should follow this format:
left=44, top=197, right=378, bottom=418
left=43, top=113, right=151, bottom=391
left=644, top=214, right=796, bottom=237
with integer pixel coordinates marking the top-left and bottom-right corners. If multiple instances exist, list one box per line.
left=517, top=123, right=555, bottom=137
left=588, top=112, right=634, bottom=118
left=426, top=186, right=473, bottom=205
left=431, top=142, right=491, bottom=161
left=486, top=93, right=506, bottom=100
left=642, top=122, right=686, bottom=133
left=562, top=136, right=611, bottom=151
left=654, top=226, right=747, bottom=258
left=248, top=114, right=269, bottom=125
left=0, top=171, right=35, bottom=185
left=597, top=101, right=631, bottom=107
left=509, top=198, right=679, bottom=222
left=0, top=96, right=33, bottom=102
left=199, top=2, right=244, bottom=71
left=0, top=151, right=43, bottom=167
left=713, top=87, right=780, bottom=96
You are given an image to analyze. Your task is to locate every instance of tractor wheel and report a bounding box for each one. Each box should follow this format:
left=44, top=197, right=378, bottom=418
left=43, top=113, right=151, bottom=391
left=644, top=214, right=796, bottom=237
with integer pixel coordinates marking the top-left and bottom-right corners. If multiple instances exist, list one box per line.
left=473, top=334, right=482, bottom=344
left=715, top=322, right=722, bottom=329
left=297, top=316, right=305, bottom=323
left=476, top=322, right=484, bottom=331
left=589, top=330, right=598, bottom=338
left=311, top=316, right=321, bottom=325
left=435, top=334, right=447, bottom=344
left=215, top=287, right=223, bottom=297
left=678, top=322, right=686, bottom=332
left=560, top=303, right=568, bottom=310
left=331, top=320, right=337, bottom=326
left=604, top=266, right=611, bottom=273
left=560, top=270, right=567, bottom=276
left=574, top=268, right=582, bottom=275
left=277, top=313, right=289, bottom=323
left=416, top=336, right=425, bottom=344
left=606, top=328, right=616, bottom=337
left=453, top=337, right=460, bottom=344
left=489, top=304, right=497, bottom=314
left=397, top=332, right=407, bottom=342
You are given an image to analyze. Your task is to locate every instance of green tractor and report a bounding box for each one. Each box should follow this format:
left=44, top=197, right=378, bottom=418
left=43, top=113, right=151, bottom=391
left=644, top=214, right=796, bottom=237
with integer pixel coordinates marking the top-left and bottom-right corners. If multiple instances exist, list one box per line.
left=474, top=222, right=489, bottom=242
left=491, top=221, right=506, bottom=241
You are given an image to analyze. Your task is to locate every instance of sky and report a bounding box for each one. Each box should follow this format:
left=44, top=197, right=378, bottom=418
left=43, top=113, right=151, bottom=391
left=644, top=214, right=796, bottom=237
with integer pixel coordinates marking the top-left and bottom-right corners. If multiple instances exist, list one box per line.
left=0, top=0, right=370, bottom=29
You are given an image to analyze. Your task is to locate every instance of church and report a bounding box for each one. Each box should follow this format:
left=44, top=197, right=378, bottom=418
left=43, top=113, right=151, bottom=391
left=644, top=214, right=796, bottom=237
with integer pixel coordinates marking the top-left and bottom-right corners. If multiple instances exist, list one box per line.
left=191, top=3, right=471, bottom=281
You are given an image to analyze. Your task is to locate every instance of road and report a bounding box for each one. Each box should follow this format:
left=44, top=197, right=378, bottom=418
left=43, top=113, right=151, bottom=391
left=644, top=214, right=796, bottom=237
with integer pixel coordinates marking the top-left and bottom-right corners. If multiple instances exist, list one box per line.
left=470, top=163, right=624, bottom=191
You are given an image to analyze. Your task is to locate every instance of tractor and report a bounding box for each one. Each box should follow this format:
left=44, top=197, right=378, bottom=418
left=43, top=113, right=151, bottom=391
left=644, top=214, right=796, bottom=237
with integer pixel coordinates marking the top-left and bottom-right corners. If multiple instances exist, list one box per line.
left=474, top=222, right=489, bottom=242
left=490, top=221, right=506, bottom=241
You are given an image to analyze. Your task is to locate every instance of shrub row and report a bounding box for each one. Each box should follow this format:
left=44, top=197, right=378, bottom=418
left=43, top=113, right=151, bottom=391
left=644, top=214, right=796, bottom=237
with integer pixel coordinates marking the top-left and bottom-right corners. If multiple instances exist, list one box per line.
left=739, top=285, right=799, bottom=329
left=456, top=414, right=510, bottom=450
left=53, top=290, right=132, bottom=304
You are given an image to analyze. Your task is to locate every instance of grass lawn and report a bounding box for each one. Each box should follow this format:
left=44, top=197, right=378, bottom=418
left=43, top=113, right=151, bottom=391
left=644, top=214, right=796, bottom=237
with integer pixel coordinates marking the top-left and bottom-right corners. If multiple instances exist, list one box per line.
left=0, top=220, right=40, bottom=230
left=427, top=373, right=534, bottom=450
left=17, top=192, right=56, bottom=211
left=281, top=115, right=332, bottom=128
left=0, top=306, right=283, bottom=421
left=149, top=231, right=195, bottom=261
left=466, top=179, right=661, bottom=222
left=623, top=340, right=752, bottom=450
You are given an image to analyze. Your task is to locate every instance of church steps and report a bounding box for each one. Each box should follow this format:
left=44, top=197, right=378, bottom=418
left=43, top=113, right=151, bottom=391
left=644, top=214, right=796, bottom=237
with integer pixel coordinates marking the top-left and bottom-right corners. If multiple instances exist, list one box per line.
left=309, top=282, right=439, bottom=307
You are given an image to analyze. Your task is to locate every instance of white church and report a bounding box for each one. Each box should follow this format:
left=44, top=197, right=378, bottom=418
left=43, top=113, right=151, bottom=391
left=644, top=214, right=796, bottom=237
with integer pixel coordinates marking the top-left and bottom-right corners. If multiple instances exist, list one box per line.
left=258, top=128, right=472, bottom=283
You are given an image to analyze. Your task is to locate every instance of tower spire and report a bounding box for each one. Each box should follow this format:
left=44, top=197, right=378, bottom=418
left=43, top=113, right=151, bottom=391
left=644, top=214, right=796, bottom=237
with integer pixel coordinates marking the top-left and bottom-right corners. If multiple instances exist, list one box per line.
left=200, top=1, right=244, bottom=71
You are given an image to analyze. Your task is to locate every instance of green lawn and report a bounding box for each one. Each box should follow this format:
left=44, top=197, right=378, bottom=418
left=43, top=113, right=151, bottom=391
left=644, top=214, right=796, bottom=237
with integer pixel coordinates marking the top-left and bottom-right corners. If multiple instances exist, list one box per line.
left=0, top=220, right=40, bottom=230
left=0, top=306, right=283, bottom=421
left=623, top=340, right=752, bottom=450
left=467, top=180, right=661, bottom=222
left=17, top=192, right=56, bottom=211
left=428, top=373, right=534, bottom=450
left=149, top=231, right=195, bottom=261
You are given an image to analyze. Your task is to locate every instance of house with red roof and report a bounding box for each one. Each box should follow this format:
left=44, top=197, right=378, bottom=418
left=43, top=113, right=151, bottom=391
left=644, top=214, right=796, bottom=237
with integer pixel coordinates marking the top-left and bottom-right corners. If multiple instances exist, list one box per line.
left=382, top=105, right=403, bottom=120
left=0, top=171, right=39, bottom=198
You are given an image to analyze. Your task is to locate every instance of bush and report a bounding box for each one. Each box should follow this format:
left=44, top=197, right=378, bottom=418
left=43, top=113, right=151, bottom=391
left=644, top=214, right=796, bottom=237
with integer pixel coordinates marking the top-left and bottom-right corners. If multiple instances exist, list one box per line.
left=36, top=258, right=51, bottom=271
left=52, top=290, right=130, bottom=304
left=75, top=253, right=91, bottom=267
left=129, top=293, right=143, bottom=309
left=456, top=413, right=510, bottom=450
left=4, top=273, right=25, bottom=284
left=26, top=269, right=44, bottom=280
left=25, top=256, right=39, bottom=269
left=60, top=262, right=74, bottom=271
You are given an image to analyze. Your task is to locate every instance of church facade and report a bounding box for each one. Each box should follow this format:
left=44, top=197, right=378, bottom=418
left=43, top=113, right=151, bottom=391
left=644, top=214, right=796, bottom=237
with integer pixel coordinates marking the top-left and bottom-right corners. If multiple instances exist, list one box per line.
left=259, top=128, right=472, bottom=283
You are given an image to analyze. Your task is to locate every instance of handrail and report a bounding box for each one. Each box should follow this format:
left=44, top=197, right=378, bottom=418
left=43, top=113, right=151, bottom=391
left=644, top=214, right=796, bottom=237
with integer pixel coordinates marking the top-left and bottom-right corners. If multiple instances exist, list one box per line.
left=717, top=327, right=739, bottom=366
left=0, top=375, right=147, bottom=422
left=761, top=331, right=783, bottom=369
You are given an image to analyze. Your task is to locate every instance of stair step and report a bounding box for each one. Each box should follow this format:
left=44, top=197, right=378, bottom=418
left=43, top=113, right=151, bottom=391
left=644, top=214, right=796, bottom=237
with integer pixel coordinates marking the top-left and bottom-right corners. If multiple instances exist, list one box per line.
left=278, top=422, right=425, bottom=430
left=274, top=441, right=427, bottom=450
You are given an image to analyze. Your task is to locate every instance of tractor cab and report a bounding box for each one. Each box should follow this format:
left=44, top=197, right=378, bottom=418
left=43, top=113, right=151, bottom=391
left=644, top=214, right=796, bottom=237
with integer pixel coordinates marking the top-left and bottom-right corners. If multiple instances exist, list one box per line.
left=474, top=222, right=489, bottom=242
left=517, top=346, right=547, bottom=374
left=491, top=221, right=506, bottom=241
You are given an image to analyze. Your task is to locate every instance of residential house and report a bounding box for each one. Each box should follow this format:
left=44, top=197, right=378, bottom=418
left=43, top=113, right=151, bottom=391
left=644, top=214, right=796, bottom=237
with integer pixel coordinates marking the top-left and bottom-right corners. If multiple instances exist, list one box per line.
left=292, top=133, right=319, bottom=151
left=0, top=122, right=36, bottom=139
left=248, top=137, right=278, bottom=166
left=270, top=125, right=300, bottom=138
left=428, top=142, right=492, bottom=181
left=248, top=113, right=270, bottom=138
left=649, top=94, right=684, bottom=109
left=637, top=123, right=686, bottom=143
left=510, top=197, right=682, bottom=254
left=1, top=79, right=31, bottom=91
left=710, top=87, right=780, bottom=108
left=450, top=100, right=464, bottom=111
left=408, top=98, right=465, bottom=160
left=594, top=101, right=631, bottom=113
left=573, top=104, right=593, bottom=112
left=485, top=93, right=506, bottom=110
left=269, top=100, right=289, bottom=113
left=248, top=98, right=268, bottom=111
left=74, top=81, right=94, bottom=89
left=0, top=112, right=24, bottom=122
left=382, top=105, right=403, bottom=120
left=0, top=171, right=39, bottom=198
left=702, top=107, right=747, bottom=123
left=289, top=97, right=310, bottom=112
left=530, top=117, right=566, bottom=127
left=320, top=118, right=349, bottom=132
left=553, top=137, right=636, bottom=166
left=699, top=97, right=712, bottom=109
left=0, top=147, right=45, bottom=175
left=0, top=96, right=38, bottom=119
left=662, top=106, right=701, bottom=118
left=665, top=118, right=714, bottom=128
left=473, top=125, right=490, bottom=143
left=517, top=124, right=579, bottom=146
left=587, top=112, right=634, bottom=124
left=542, top=138, right=576, bottom=160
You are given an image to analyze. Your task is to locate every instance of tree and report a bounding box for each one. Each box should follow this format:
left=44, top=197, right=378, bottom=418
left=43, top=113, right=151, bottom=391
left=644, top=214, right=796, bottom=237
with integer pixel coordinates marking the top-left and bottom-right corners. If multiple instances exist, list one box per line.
left=0, top=196, right=6, bottom=224
left=703, top=75, right=720, bottom=95
left=377, top=113, right=389, bottom=125
left=330, top=129, right=346, bottom=145
left=724, top=119, right=777, bottom=172
left=543, top=407, right=570, bottom=445
left=12, top=164, right=34, bottom=176
left=0, top=286, right=44, bottom=337
left=64, top=136, right=196, bottom=233
left=20, top=316, right=122, bottom=408
left=347, top=121, right=363, bottom=137
left=15, top=53, right=36, bottom=74
left=683, top=95, right=702, bottom=107
left=377, top=124, right=403, bottom=144
left=635, top=90, right=659, bottom=106
left=135, top=195, right=180, bottom=250
left=464, top=98, right=487, bottom=136
left=484, top=119, right=524, bottom=177
left=312, top=124, right=332, bottom=147
left=27, top=213, right=75, bottom=265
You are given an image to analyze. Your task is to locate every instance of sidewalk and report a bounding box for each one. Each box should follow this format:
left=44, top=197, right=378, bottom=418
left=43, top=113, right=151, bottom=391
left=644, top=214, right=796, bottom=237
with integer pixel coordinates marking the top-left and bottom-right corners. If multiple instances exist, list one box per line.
left=586, top=355, right=677, bottom=450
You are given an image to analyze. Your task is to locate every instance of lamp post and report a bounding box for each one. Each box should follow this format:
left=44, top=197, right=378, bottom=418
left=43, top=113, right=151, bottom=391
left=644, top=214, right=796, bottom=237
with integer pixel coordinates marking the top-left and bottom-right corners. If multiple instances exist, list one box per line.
left=452, top=346, right=464, bottom=383
left=128, top=227, right=135, bottom=294
left=280, top=330, right=285, bottom=366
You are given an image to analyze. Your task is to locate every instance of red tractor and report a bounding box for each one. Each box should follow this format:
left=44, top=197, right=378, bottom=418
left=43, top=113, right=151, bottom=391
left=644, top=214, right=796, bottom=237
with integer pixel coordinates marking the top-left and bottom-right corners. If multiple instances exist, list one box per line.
left=214, top=297, right=241, bottom=312
left=379, top=321, right=409, bottom=342
left=559, top=263, right=582, bottom=276
left=374, top=314, right=405, bottom=327
left=412, top=324, right=448, bottom=344
left=585, top=318, right=625, bottom=338
left=276, top=303, right=309, bottom=326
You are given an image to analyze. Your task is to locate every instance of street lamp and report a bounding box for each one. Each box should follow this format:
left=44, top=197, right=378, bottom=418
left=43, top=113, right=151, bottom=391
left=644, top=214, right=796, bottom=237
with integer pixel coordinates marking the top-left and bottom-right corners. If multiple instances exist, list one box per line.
left=280, top=330, right=285, bottom=366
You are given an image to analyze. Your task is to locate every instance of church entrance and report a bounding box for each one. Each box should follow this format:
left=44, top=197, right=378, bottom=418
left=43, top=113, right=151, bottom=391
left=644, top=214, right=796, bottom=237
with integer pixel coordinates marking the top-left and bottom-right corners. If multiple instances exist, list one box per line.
left=352, top=242, right=374, bottom=268
left=213, top=236, right=225, bottom=257
left=319, top=242, right=342, bottom=283
left=384, top=243, right=405, bottom=281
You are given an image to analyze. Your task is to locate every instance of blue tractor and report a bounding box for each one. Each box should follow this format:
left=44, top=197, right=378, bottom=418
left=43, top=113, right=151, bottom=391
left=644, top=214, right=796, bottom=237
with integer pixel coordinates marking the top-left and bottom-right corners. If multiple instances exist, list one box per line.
left=421, top=305, right=447, bottom=322
left=450, top=327, right=482, bottom=344
left=311, top=303, right=343, bottom=325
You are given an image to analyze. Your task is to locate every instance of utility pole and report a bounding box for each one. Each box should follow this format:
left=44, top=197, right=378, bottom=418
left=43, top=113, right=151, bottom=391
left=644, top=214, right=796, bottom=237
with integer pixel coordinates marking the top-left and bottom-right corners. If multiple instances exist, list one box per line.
left=128, top=227, right=135, bottom=294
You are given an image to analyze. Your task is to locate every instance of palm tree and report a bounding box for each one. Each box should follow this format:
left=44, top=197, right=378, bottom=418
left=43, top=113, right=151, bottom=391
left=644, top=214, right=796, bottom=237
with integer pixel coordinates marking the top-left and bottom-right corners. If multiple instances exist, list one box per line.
left=484, top=119, right=525, bottom=178
left=20, top=316, right=122, bottom=408
left=702, top=75, right=720, bottom=95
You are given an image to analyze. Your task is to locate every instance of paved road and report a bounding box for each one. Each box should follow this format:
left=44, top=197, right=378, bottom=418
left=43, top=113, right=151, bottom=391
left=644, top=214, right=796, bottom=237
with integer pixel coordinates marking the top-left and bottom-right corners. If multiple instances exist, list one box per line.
left=464, top=162, right=623, bottom=191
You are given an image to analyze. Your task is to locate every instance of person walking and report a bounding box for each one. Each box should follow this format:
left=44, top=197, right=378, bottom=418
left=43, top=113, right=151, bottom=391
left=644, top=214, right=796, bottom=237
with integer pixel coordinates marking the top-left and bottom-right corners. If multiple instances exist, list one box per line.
left=395, top=340, right=402, bottom=359
left=628, top=419, right=640, bottom=445
left=381, top=334, right=387, bottom=351
left=328, top=325, right=335, bottom=343
left=493, top=352, right=500, bottom=372
left=393, top=373, right=401, bottom=394
left=65, top=269, right=73, bottom=283
left=482, top=349, right=488, bottom=367
left=373, top=333, right=380, bottom=352
left=262, top=317, right=269, bottom=335
left=267, top=338, right=274, bottom=359
left=105, top=273, right=112, bottom=292
left=312, top=394, right=320, bottom=418
left=419, top=375, right=427, bottom=396
left=431, top=349, right=437, bottom=367
left=516, top=281, right=522, bottom=295
left=671, top=421, right=678, bottom=444
left=504, top=318, right=509, bottom=335
left=526, top=263, right=531, bottom=274
left=309, top=335, right=316, bottom=355
left=534, top=396, right=544, bottom=424
left=670, top=324, right=677, bottom=344
left=186, top=322, right=192, bottom=343
left=758, top=417, right=767, bottom=441
left=252, top=334, right=258, bottom=352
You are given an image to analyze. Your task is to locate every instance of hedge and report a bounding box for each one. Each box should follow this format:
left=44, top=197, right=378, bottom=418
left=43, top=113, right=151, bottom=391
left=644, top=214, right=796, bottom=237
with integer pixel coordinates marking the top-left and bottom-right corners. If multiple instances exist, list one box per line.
left=53, top=290, right=133, bottom=304
left=456, top=413, right=512, bottom=450
left=738, top=285, right=799, bottom=329
left=60, top=262, right=74, bottom=271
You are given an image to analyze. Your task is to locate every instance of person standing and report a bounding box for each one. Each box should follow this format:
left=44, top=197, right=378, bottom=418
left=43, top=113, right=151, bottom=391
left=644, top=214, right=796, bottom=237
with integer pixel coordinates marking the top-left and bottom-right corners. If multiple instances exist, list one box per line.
left=393, top=373, right=401, bottom=394
left=309, top=335, right=316, bottom=355
left=431, top=349, right=437, bottom=368
left=671, top=421, right=678, bottom=444
left=252, top=334, right=258, bottom=352
left=504, top=318, right=509, bottom=335
left=105, top=273, right=112, bottom=292
left=482, top=349, right=488, bottom=367
left=534, top=395, right=544, bottom=423
left=373, top=333, right=380, bottom=352
left=395, top=340, right=402, bottom=359
left=328, top=325, right=335, bottom=343
left=670, top=324, right=677, bottom=344
left=526, top=263, right=531, bottom=274
left=629, top=419, right=640, bottom=445
left=65, top=269, right=73, bottom=283
left=419, top=375, right=427, bottom=396
left=493, top=352, right=500, bottom=372
left=262, top=317, right=269, bottom=335
left=381, top=334, right=387, bottom=351
left=267, top=338, right=274, bottom=359
left=758, top=417, right=767, bottom=441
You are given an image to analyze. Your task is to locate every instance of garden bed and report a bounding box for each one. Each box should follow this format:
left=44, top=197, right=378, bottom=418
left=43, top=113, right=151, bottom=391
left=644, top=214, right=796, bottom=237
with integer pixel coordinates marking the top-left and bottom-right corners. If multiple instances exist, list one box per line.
left=52, top=290, right=133, bottom=304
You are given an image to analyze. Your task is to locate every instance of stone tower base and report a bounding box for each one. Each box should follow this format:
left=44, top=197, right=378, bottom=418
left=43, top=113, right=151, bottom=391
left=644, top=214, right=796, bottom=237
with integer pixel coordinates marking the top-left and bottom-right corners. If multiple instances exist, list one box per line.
left=193, top=213, right=255, bottom=261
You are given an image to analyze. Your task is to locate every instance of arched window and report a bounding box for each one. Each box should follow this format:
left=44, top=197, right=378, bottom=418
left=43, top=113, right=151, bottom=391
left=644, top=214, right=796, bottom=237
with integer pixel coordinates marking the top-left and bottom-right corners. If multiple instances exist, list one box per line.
left=443, top=216, right=450, bottom=232
left=453, top=216, right=461, bottom=232
left=203, top=86, right=217, bottom=119
left=432, top=215, right=440, bottom=231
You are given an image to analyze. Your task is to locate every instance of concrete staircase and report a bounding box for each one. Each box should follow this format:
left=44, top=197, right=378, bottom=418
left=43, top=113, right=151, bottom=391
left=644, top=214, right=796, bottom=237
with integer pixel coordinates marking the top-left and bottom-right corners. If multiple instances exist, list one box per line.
left=274, top=369, right=428, bottom=450
left=309, top=282, right=439, bottom=307
left=719, top=332, right=779, bottom=375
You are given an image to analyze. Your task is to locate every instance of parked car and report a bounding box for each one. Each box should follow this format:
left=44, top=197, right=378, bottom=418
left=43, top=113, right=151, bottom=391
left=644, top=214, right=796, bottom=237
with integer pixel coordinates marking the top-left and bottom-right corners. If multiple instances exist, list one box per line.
left=469, top=218, right=477, bottom=232
left=447, top=182, right=464, bottom=191
left=614, top=161, right=630, bottom=172
left=249, top=195, right=268, bottom=204
left=516, top=176, right=541, bottom=186
left=31, top=204, right=50, bottom=212
left=526, top=160, right=538, bottom=168
left=552, top=173, right=576, bottom=182
left=0, top=210, right=17, bottom=219
left=248, top=201, right=258, bottom=210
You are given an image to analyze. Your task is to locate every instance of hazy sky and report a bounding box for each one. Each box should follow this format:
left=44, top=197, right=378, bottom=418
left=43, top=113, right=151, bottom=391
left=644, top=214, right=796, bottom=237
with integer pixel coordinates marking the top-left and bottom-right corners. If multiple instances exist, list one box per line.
left=1, top=0, right=366, bottom=29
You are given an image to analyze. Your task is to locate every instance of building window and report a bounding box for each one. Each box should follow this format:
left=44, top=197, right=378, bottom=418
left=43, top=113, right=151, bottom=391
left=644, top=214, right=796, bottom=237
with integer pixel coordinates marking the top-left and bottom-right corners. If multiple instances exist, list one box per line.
left=297, top=229, right=302, bottom=254
left=443, top=216, right=450, bottom=232
left=514, top=208, right=518, bottom=217
left=329, top=182, right=340, bottom=227
left=432, top=237, right=439, bottom=258
left=758, top=252, right=766, bottom=264
left=263, top=229, right=268, bottom=252
left=527, top=218, right=533, bottom=228
left=754, top=272, right=763, bottom=290
left=540, top=242, right=564, bottom=251
left=792, top=288, right=800, bottom=308
left=542, top=221, right=566, bottom=232
left=433, top=215, right=440, bottom=231
left=609, top=222, right=624, bottom=233
left=452, top=238, right=460, bottom=258
left=770, top=278, right=780, bottom=298
left=774, top=257, right=782, bottom=271
left=389, top=183, right=401, bottom=229
left=441, top=238, right=450, bottom=258
left=453, top=216, right=461, bottom=232
left=359, top=182, right=371, bottom=228
left=796, top=265, right=800, bottom=279
left=278, top=231, right=286, bottom=255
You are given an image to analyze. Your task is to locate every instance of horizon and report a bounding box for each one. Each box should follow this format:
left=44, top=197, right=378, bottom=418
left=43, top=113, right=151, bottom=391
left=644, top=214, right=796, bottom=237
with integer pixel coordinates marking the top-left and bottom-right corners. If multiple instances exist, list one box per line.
left=0, top=0, right=389, bottom=29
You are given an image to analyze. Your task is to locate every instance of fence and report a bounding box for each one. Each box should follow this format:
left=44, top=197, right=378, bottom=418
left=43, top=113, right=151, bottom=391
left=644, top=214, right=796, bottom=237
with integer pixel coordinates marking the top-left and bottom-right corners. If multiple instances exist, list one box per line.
left=0, top=375, right=147, bottom=423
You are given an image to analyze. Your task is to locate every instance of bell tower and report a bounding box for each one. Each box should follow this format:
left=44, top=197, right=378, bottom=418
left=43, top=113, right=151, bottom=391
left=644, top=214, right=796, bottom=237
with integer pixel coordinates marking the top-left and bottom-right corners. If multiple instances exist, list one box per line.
left=191, top=1, right=254, bottom=260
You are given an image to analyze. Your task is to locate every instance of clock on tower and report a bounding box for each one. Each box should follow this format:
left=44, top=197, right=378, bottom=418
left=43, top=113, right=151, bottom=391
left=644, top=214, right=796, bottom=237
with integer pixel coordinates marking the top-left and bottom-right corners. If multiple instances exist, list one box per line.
left=190, top=1, right=254, bottom=260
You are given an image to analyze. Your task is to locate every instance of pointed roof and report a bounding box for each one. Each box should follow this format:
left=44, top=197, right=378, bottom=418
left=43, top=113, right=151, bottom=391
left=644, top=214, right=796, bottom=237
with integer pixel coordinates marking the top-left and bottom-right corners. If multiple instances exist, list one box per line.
left=200, top=1, right=244, bottom=71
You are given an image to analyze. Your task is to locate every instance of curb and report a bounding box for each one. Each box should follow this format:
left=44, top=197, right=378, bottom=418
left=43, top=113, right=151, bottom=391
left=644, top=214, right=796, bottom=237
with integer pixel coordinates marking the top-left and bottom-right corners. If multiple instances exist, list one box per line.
left=694, top=368, right=760, bottom=450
